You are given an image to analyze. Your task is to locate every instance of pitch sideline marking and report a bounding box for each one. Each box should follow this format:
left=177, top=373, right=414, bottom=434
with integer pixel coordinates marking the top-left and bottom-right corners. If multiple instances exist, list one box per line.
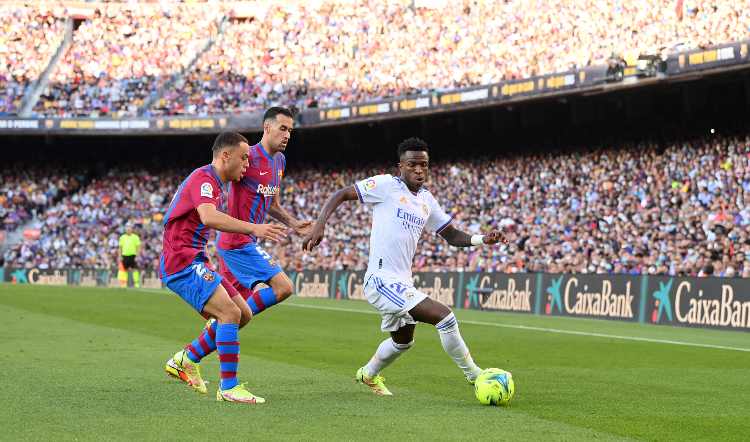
left=132, top=288, right=750, bottom=353
left=280, top=302, right=750, bottom=353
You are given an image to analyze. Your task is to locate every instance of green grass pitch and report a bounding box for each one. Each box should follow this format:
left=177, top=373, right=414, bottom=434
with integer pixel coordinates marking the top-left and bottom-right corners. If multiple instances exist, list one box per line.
left=1, top=283, right=749, bottom=441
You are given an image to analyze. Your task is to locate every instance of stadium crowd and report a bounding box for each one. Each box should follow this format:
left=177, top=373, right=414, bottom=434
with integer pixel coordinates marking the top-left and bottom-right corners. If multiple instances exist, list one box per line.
left=3, top=1, right=748, bottom=116
left=34, top=3, right=221, bottom=118
left=3, top=170, right=171, bottom=271
left=0, top=167, right=80, bottom=235
left=3, top=134, right=749, bottom=278
left=0, top=4, right=66, bottom=115
left=156, top=0, right=750, bottom=114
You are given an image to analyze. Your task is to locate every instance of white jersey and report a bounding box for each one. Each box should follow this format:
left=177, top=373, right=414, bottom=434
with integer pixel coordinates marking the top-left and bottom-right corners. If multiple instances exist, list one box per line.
left=355, top=174, right=452, bottom=282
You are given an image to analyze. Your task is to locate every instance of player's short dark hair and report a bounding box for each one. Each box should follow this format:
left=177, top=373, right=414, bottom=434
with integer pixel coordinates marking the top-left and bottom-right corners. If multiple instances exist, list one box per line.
left=397, top=137, right=429, bottom=159
left=212, top=132, right=248, bottom=157
left=263, top=106, right=294, bottom=123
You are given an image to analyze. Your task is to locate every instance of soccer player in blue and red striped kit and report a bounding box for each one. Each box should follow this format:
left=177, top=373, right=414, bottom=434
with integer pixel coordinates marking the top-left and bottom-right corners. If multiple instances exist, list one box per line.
left=160, top=132, right=286, bottom=404
left=215, top=107, right=312, bottom=319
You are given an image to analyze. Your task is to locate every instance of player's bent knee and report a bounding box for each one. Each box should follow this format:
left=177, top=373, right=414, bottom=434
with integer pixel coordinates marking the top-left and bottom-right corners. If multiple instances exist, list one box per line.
left=231, top=293, right=253, bottom=328
left=239, top=310, right=252, bottom=328
left=271, top=274, right=294, bottom=301
left=216, top=303, right=242, bottom=324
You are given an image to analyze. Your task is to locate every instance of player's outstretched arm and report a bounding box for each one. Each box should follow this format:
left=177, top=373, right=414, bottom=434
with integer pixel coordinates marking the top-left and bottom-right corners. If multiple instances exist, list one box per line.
left=302, top=186, right=359, bottom=251
left=196, top=203, right=287, bottom=242
left=268, top=197, right=313, bottom=236
left=438, top=225, right=510, bottom=248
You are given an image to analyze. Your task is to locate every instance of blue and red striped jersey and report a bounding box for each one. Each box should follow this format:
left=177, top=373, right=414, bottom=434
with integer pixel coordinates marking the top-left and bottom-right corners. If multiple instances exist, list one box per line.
left=217, top=143, right=285, bottom=250
left=160, top=164, right=227, bottom=277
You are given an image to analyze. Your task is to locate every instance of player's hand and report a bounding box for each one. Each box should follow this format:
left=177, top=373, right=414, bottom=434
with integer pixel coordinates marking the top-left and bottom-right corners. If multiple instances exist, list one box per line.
left=483, top=230, right=510, bottom=246
left=302, top=223, right=325, bottom=252
left=250, top=223, right=287, bottom=243
left=293, top=220, right=314, bottom=237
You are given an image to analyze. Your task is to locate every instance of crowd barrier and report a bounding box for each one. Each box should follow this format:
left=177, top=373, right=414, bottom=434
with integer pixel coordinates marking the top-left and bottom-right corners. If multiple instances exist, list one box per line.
left=3, top=267, right=748, bottom=332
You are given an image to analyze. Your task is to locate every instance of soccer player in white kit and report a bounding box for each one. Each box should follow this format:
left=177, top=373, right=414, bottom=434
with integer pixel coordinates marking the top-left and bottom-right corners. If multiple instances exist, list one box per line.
left=303, top=137, right=508, bottom=396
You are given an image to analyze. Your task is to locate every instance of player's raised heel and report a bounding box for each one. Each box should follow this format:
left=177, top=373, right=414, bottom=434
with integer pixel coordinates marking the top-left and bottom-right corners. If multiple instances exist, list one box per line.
left=355, top=367, right=393, bottom=396
left=165, top=349, right=207, bottom=394
left=216, top=383, right=266, bottom=404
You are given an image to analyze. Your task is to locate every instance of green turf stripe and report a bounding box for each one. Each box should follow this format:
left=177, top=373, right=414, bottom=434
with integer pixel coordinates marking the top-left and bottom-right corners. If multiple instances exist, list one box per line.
left=280, top=303, right=750, bottom=353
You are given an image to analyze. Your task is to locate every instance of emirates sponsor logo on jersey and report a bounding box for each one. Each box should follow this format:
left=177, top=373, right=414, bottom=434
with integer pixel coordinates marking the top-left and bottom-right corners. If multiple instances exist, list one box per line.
left=257, top=183, right=280, bottom=196
left=396, top=208, right=426, bottom=226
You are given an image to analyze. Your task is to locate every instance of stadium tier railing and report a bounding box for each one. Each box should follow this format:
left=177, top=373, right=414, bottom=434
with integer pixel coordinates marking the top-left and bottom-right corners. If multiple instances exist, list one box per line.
left=2, top=266, right=749, bottom=332
left=1, top=39, right=748, bottom=134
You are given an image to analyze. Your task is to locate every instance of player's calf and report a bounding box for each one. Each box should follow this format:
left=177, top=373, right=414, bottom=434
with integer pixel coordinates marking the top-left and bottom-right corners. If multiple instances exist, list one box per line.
left=356, top=337, right=412, bottom=396
left=363, top=337, right=413, bottom=378
left=435, top=312, right=482, bottom=382
left=241, top=272, right=294, bottom=316
left=269, top=272, right=294, bottom=303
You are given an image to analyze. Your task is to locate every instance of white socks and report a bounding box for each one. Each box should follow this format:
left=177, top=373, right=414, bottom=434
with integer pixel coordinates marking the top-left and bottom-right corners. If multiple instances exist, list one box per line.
left=362, top=312, right=480, bottom=381
left=436, top=312, right=481, bottom=381
left=363, top=338, right=413, bottom=377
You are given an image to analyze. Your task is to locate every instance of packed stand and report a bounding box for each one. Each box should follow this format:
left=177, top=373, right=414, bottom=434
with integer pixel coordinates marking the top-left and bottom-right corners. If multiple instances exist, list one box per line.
left=33, top=3, right=222, bottom=118
left=0, top=4, right=66, bottom=115
left=3, top=134, right=750, bottom=278
left=3, top=170, right=176, bottom=271
left=154, top=0, right=750, bottom=114
left=276, top=134, right=750, bottom=278
left=0, top=166, right=80, bottom=235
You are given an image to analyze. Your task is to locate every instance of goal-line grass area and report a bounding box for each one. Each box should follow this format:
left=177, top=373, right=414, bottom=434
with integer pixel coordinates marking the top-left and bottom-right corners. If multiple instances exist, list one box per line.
left=1, top=284, right=748, bottom=441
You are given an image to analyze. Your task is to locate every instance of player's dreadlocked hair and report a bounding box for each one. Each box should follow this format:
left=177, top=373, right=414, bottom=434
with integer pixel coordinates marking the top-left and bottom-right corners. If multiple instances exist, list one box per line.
left=211, top=132, right=248, bottom=157
left=397, top=137, right=429, bottom=159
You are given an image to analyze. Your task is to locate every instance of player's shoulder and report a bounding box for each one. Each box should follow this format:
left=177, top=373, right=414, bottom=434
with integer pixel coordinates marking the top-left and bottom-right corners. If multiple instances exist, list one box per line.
left=417, top=186, right=439, bottom=202
left=362, top=174, right=398, bottom=189
left=188, top=164, right=213, bottom=180
left=272, top=151, right=286, bottom=162
left=187, top=165, right=220, bottom=191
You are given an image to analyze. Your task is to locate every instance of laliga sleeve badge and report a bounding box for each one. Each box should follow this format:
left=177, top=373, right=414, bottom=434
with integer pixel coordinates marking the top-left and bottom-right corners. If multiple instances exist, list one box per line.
left=200, top=182, right=213, bottom=198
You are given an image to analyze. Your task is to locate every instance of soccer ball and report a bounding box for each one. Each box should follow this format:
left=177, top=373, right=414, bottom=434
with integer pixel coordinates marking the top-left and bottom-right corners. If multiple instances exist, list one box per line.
left=474, top=368, right=515, bottom=406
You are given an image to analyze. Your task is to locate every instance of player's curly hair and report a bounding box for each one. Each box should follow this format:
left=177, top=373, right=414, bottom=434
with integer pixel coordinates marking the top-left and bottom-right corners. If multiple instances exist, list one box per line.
left=397, top=137, right=429, bottom=159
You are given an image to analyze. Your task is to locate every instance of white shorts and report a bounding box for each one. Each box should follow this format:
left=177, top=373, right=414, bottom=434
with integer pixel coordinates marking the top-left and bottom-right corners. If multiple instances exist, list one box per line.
left=364, top=274, right=428, bottom=332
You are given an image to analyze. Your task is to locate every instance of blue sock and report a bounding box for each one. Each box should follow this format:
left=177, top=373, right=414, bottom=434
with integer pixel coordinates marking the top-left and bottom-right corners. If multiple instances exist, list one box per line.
left=243, top=287, right=279, bottom=316
left=185, top=320, right=218, bottom=363
left=216, top=323, right=240, bottom=390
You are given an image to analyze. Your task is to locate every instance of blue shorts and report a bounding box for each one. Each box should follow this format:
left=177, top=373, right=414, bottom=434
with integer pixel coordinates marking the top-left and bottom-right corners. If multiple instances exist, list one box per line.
left=217, top=243, right=282, bottom=289
left=162, top=258, right=222, bottom=313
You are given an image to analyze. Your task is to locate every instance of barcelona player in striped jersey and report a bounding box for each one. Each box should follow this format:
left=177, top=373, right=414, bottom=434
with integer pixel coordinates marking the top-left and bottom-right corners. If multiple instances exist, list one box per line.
left=215, top=107, right=312, bottom=322
left=161, top=132, right=286, bottom=404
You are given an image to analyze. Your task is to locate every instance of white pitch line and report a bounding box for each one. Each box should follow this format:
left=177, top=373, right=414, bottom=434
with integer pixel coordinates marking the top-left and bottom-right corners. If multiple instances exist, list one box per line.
left=280, top=302, right=750, bottom=353
left=129, top=290, right=750, bottom=353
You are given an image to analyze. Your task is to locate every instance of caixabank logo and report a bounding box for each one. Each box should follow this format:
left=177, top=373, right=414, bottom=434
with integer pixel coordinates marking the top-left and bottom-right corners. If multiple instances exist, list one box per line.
left=543, top=274, right=637, bottom=322
left=413, top=272, right=458, bottom=307
left=650, top=279, right=674, bottom=324
left=461, top=272, right=534, bottom=313
left=648, top=277, right=750, bottom=331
